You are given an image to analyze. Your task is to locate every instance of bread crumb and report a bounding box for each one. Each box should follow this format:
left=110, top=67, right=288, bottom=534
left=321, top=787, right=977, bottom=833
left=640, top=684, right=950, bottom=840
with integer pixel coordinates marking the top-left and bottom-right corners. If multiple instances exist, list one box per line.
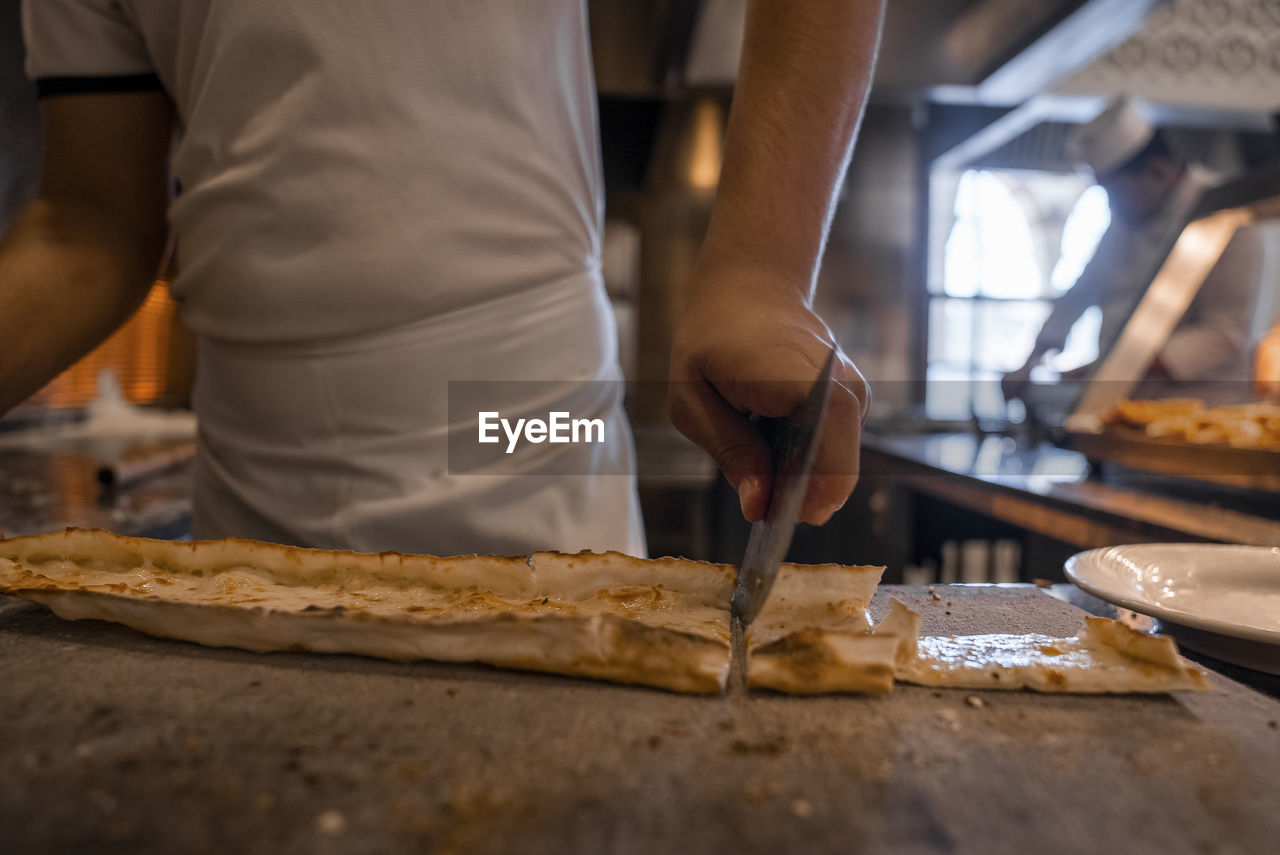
left=965, top=695, right=986, bottom=709
left=316, top=810, right=346, bottom=836
left=791, top=798, right=814, bottom=818
left=1032, top=578, right=1053, bottom=588
left=937, top=709, right=961, bottom=732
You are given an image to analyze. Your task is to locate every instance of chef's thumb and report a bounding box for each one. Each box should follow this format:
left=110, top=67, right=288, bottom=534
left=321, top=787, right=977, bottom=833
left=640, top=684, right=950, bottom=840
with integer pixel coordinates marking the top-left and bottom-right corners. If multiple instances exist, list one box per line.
left=668, top=382, right=772, bottom=522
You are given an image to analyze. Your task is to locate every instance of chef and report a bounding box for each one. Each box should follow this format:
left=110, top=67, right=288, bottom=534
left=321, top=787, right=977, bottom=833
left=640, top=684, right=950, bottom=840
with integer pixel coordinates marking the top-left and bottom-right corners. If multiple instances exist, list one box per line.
left=1003, top=98, right=1264, bottom=403
left=0, top=1, right=876, bottom=556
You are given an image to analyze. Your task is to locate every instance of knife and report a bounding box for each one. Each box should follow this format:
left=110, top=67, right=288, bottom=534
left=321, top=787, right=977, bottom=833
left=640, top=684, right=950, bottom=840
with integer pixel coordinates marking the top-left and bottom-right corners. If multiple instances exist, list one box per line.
left=730, top=347, right=837, bottom=626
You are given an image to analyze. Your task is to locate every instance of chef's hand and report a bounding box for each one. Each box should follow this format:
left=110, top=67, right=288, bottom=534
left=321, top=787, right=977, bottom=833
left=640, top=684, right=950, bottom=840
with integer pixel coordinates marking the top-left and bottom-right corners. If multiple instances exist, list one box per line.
left=1001, top=361, right=1035, bottom=403
left=1003, top=356, right=1093, bottom=401
left=667, top=258, right=870, bottom=526
left=993, top=353, right=1054, bottom=407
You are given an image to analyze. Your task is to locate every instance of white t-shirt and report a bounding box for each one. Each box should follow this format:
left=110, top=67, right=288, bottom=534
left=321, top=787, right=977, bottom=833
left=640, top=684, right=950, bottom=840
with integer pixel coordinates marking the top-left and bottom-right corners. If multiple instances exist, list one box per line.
left=24, top=0, right=646, bottom=557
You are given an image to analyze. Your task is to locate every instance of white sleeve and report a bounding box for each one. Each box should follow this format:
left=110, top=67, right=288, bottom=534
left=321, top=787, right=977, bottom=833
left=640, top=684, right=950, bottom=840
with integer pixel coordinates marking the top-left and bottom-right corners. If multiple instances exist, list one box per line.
left=1033, top=224, right=1122, bottom=354
left=22, top=0, right=157, bottom=97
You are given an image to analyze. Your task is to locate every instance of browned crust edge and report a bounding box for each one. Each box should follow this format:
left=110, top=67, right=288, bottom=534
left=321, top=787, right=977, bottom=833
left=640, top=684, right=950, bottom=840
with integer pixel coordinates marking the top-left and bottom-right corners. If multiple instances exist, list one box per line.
left=12, top=587, right=731, bottom=694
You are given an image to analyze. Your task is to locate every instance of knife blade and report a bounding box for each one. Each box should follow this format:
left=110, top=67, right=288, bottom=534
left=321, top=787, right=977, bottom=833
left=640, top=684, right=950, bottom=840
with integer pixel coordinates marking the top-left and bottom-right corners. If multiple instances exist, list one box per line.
left=730, top=347, right=837, bottom=626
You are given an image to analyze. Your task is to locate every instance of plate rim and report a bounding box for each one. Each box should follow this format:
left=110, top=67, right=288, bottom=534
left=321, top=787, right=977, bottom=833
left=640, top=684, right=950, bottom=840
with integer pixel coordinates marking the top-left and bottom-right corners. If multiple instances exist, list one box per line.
left=1064, top=543, right=1280, bottom=646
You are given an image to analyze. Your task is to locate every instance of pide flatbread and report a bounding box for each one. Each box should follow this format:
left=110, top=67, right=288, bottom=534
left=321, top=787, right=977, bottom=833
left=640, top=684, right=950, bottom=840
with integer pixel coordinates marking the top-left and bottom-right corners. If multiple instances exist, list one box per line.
left=0, top=529, right=735, bottom=693
left=1112, top=398, right=1204, bottom=427
left=1110, top=398, right=1280, bottom=451
left=0, top=529, right=1208, bottom=695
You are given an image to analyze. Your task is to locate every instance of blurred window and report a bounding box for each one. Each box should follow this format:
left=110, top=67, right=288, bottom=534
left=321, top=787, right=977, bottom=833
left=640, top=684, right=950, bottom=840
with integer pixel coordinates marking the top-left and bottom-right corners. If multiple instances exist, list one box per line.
left=926, top=168, right=1109, bottom=421
left=1050, top=184, right=1110, bottom=295
left=943, top=170, right=1042, bottom=299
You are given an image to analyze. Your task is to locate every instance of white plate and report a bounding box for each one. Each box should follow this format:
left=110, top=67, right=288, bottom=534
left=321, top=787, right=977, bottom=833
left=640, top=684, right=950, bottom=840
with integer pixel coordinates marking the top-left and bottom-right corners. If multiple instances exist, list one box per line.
left=1065, top=543, right=1280, bottom=675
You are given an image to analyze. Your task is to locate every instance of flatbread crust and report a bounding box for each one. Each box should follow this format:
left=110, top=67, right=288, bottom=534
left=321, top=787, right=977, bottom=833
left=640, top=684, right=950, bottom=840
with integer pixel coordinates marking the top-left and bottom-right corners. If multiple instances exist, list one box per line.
left=745, top=563, right=895, bottom=693
left=0, top=529, right=735, bottom=694
left=747, top=631, right=899, bottom=694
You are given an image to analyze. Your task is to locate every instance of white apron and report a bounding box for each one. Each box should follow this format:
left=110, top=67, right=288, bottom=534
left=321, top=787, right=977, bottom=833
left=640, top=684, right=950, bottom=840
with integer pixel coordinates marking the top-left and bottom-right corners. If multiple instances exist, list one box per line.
left=191, top=274, right=647, bottom=557
left=21, top=0, right=649, bottom=555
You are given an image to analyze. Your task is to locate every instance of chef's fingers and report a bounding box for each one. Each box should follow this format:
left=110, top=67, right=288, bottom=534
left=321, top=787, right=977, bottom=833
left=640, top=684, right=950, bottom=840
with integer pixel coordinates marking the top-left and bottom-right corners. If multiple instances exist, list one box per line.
left=704, top=333, right=835, bottom=420
left=802, top=356, right=869, bottom=525
left=668, top=380, right=773, bottom=522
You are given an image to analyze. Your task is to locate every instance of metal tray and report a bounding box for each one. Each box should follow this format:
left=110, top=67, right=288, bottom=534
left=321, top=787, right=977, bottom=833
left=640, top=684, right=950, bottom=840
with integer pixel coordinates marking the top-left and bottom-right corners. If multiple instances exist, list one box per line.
left=1065, top=426, right=1280, bottom=491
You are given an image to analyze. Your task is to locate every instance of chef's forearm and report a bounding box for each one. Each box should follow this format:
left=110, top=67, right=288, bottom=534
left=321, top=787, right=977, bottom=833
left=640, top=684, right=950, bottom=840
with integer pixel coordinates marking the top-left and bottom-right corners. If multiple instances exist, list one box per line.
left=1032, top=281, right=1100, bottom=362
left=0, top=197, right=162, bottom=415
left=1, top=91, right=173, bottom=416
left=699, top=0, right=885, bottom=303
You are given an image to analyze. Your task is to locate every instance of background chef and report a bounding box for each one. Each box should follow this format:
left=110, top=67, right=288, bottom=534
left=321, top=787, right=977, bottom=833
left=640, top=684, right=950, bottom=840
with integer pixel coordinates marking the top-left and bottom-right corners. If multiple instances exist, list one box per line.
left=0, top=1, right=879, bottom=557
left=1003, top=97, right=1265, bottom=403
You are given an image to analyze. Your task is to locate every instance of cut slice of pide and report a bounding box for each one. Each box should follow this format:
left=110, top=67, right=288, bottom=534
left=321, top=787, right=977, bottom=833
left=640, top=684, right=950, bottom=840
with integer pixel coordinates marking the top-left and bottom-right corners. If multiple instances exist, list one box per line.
left=746, top=587, right=1206, bottom=694
left=745, top=563, right=894, bottom=693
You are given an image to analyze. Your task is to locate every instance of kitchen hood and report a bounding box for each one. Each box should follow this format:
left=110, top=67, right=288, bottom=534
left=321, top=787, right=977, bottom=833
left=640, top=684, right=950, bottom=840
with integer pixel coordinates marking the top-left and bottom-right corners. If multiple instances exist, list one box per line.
left=590, top=0, right=1162, bottom=103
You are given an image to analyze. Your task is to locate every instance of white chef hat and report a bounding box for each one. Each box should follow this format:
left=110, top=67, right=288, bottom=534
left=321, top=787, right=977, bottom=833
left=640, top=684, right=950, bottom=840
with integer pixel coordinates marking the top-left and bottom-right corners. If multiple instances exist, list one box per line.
left=1064, top=97, right=1156, bottom=178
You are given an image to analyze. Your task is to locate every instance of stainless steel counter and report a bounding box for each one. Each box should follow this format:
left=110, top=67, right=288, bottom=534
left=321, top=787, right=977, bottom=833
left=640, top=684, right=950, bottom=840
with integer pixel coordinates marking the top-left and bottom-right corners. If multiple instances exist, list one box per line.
left=862, top=432, right=1280, bottom=547
left=0, top=441, right=191, bottom=539
left=1, top=585, right=1277, bottom=854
